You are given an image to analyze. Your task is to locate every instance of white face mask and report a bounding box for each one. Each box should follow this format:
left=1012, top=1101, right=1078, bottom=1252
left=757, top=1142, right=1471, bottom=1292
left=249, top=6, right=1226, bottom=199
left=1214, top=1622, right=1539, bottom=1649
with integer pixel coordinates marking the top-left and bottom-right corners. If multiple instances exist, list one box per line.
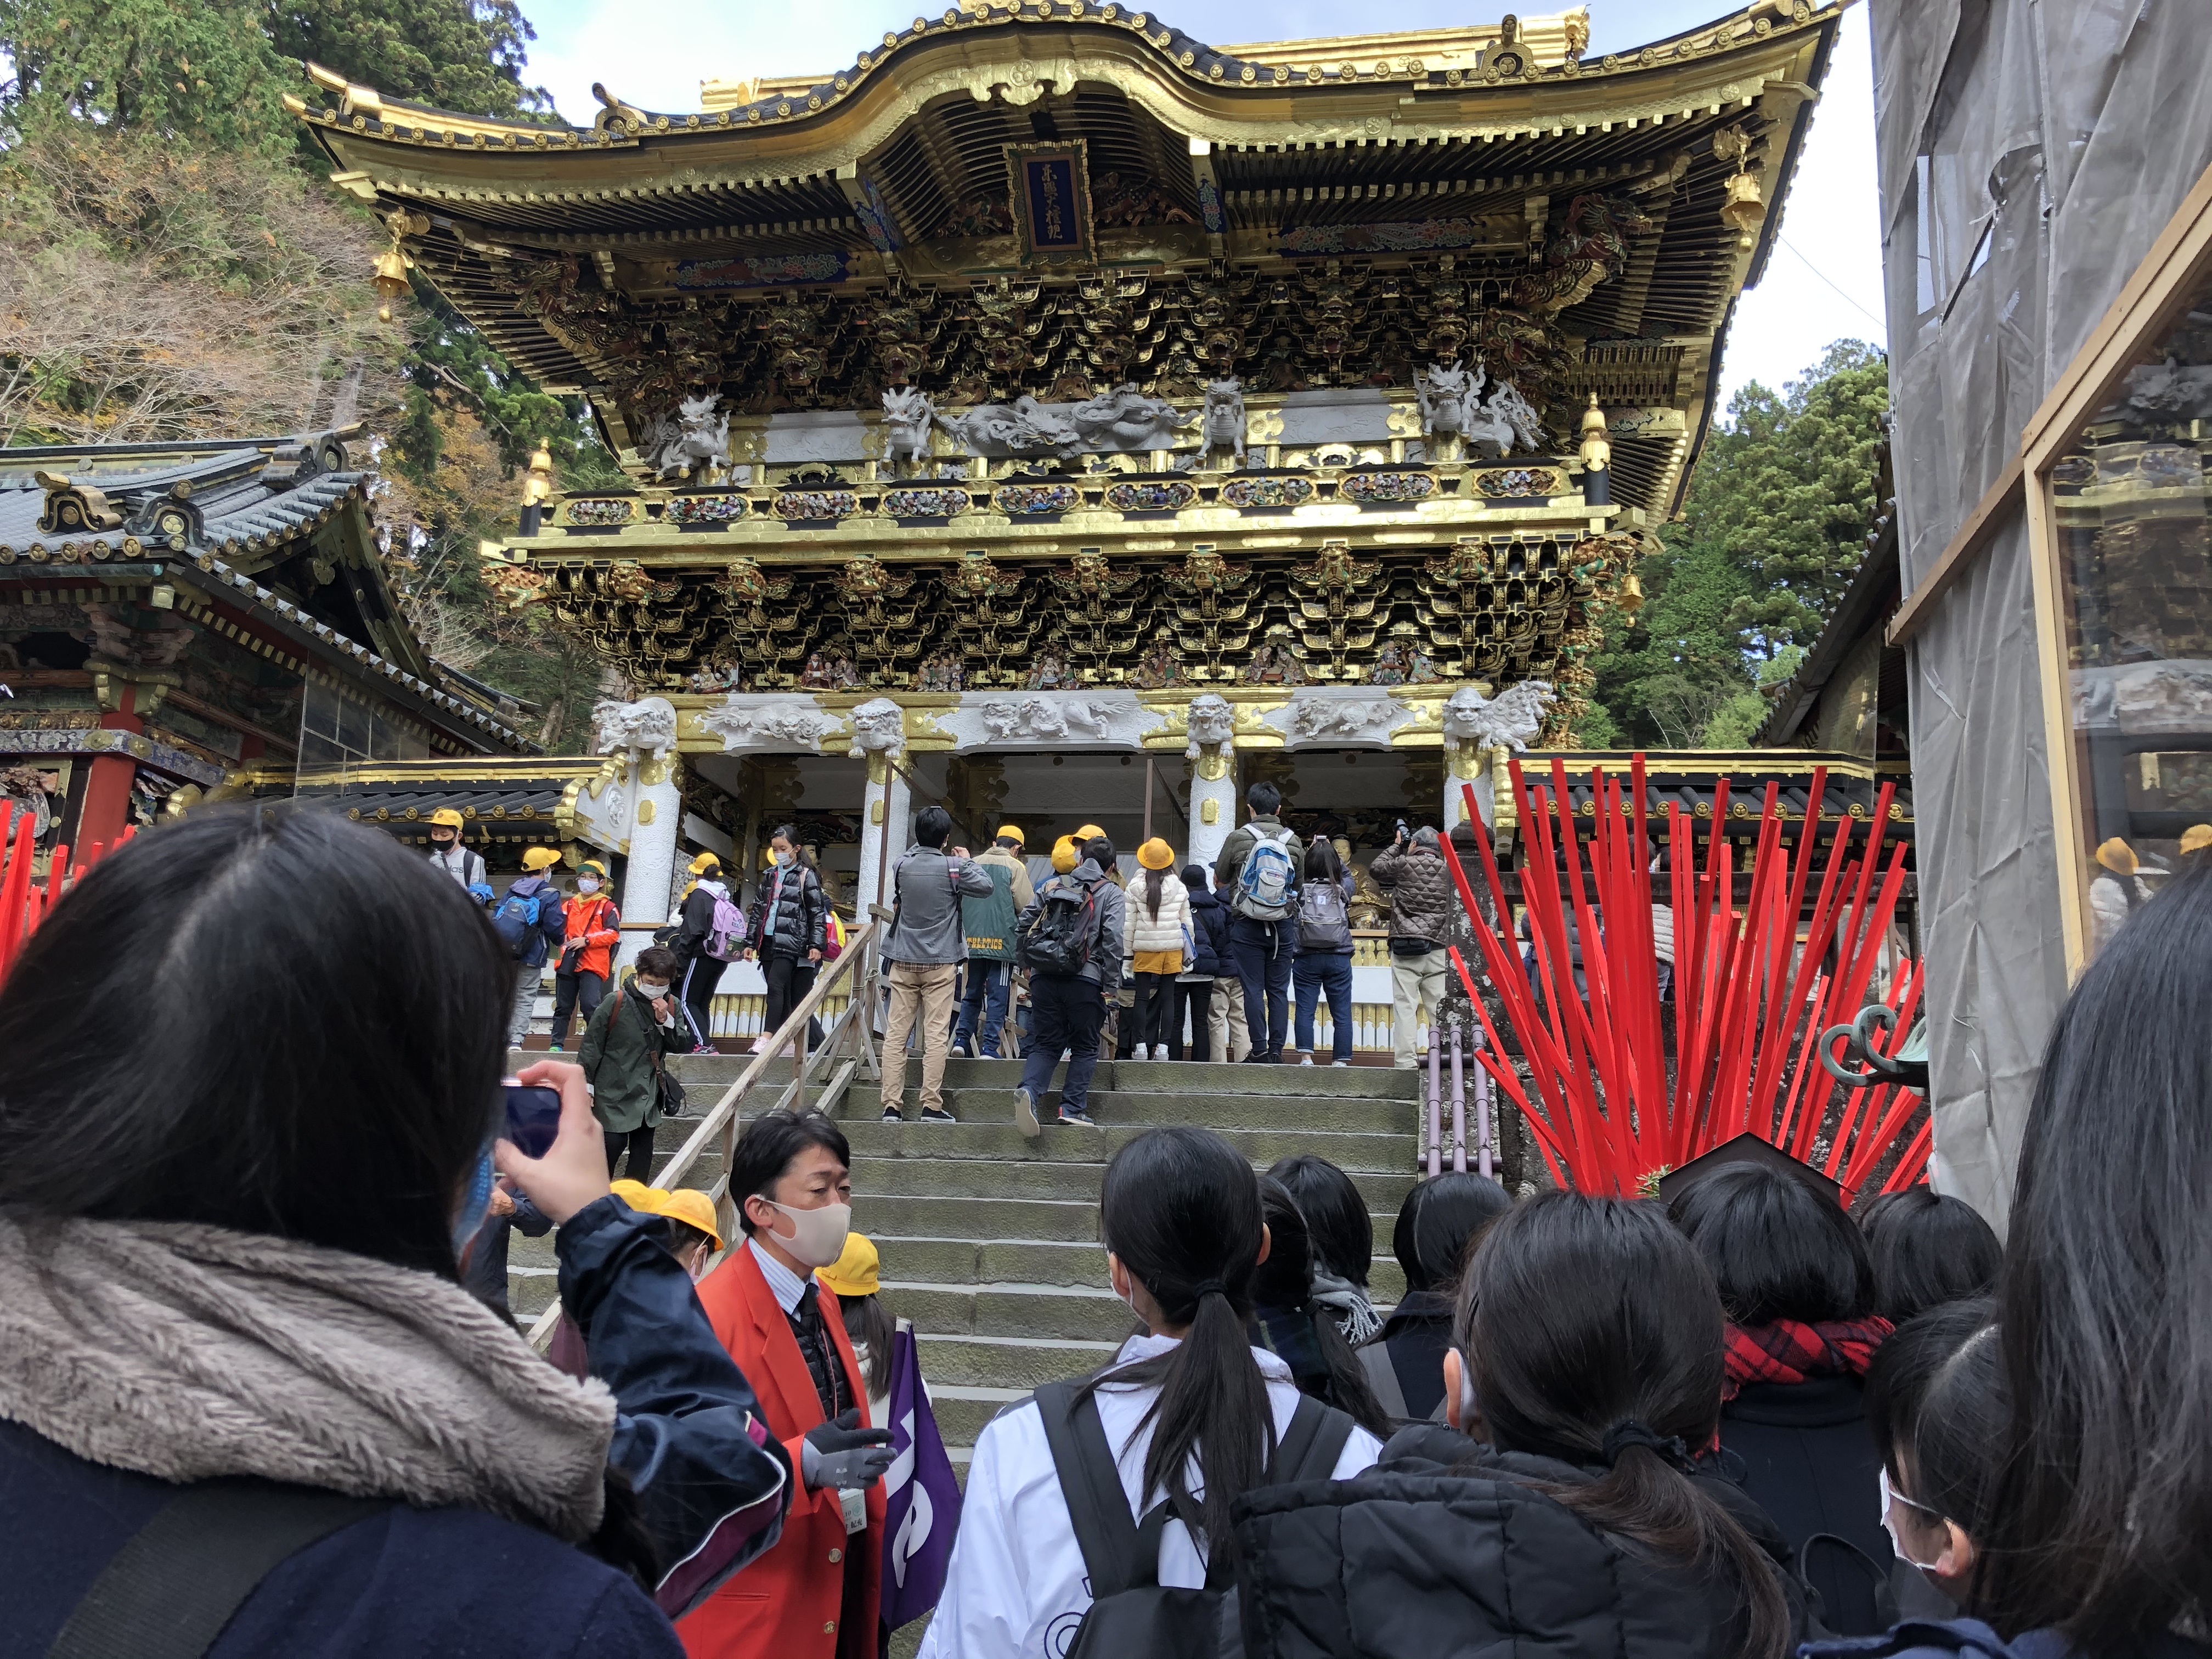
left=635, top=979, right=670, bottom=998
left=760, top=1198, right=851, bottom=1269
left=1879, top=1468, right=1946, bottom=1570
left=577, top=877, right=601, bottom=894
left=774, top=848, right=795, bottom=867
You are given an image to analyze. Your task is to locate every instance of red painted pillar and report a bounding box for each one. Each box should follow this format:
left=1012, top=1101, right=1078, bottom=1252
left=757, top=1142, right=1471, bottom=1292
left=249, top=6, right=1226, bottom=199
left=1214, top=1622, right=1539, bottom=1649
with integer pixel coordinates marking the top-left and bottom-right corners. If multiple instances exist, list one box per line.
left=80, top=682, right=146, bottom=851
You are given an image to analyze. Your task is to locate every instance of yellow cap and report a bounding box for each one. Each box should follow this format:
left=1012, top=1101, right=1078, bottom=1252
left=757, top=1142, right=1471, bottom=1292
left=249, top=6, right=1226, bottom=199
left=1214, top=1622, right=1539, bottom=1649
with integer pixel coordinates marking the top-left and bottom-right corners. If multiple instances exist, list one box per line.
left=2096, top=837, right=2138, bottom=876
left=610, top=1181, right=725, bottom=1251
left=578, top=859, right=609, bottom=879
left=429, top=808, right=465, bottom=831
left=1137, top=836, right=1175, bottom=870
left=689, top=850, right=723, bottom=874
left=817, top=1231, right=880, bottom=1300
left=522, top=846, right=562, bottom=872
left=996, top=823, right=1025, bottom=847
left=1074, top=824, right=1105, bottom=843
left=658, top=1187, right=723, bottom=1250
left=1051, top=834, right=1079, bottom=873
left=2183, top=824, right=2212, bottom=856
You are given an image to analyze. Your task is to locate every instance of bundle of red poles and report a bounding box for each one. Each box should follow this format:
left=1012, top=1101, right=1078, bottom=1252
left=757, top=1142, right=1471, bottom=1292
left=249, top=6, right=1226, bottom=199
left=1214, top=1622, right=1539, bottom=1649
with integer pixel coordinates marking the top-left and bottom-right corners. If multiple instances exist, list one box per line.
left=0, top=804, right=136, bottom=981
left=1442, top=756, right=1931, bottom=1197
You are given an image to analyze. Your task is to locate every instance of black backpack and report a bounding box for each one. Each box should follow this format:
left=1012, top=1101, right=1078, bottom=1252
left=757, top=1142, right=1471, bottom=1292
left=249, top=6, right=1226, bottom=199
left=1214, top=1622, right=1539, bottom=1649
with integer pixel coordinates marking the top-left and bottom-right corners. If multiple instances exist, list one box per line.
left=1033, top=1378, right=1356, bottom=1659
left=1018, top=873, right=1104, bottom=979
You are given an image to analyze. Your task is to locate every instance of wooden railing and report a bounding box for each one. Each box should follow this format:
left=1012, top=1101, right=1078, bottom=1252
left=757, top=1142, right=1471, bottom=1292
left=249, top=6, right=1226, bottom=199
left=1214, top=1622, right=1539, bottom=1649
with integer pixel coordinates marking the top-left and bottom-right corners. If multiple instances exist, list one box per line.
left=526, top=918, right=883, bottom=1350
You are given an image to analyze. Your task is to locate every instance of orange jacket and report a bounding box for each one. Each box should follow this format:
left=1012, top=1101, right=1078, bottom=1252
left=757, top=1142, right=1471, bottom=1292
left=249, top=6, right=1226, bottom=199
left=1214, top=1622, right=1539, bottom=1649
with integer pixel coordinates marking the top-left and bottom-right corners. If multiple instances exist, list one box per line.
left=681, top=1245, right=884, bottom=1659
left=560, top=892, right=621, bottom=980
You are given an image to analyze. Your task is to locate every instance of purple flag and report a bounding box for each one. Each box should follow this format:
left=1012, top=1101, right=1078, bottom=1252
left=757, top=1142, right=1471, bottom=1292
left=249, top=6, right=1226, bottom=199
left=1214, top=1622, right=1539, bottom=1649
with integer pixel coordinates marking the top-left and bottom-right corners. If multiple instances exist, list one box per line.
left=879, top=1325, right=961, bottom=1629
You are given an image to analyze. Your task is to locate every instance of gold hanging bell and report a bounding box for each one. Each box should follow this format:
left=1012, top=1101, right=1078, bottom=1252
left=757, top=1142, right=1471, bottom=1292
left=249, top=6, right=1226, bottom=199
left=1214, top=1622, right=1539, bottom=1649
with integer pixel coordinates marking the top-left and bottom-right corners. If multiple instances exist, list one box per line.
left=372, top=246, right=411, bottom=323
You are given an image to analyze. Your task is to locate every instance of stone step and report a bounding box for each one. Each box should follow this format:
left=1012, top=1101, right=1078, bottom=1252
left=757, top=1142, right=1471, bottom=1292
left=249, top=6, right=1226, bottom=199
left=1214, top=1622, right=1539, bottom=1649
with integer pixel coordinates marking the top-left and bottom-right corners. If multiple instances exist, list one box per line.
left=840, top=1119, right=1412, bottom=1172
left=653, top=1052, right=1424, bottom=1101
left=850, top=1146, right=1415, bottom=1210
left=912, top=1333, right=1123, bottom=1391
left=840, top=1086, right=1420, bottom=1135
left=878, top=1279, right=1135, bottom=1345
left=930, top=1385, right=1031, bottom=1447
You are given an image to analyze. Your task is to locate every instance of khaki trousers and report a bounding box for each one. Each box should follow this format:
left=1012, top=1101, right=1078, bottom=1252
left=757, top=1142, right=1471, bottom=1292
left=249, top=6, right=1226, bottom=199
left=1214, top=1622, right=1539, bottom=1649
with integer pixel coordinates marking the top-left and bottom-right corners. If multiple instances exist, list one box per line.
left=881, top=961, right=960, bottom=1113
left=1208, top=974, right=1253, bottom=1063
left=1391, top=953, right=1448, bottom=1068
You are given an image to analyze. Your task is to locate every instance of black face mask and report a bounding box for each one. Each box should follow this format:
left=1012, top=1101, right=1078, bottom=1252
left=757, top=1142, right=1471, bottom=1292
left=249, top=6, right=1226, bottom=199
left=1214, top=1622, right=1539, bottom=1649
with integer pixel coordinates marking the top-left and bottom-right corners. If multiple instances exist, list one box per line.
left=432, top=837, right=455, bottom=850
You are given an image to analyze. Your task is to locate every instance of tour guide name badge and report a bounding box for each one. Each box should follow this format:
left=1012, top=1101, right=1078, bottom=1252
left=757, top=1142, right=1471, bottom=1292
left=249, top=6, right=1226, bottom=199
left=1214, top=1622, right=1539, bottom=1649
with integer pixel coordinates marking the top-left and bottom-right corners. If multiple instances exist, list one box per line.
left=1007, top=140, right=1094, bottom=266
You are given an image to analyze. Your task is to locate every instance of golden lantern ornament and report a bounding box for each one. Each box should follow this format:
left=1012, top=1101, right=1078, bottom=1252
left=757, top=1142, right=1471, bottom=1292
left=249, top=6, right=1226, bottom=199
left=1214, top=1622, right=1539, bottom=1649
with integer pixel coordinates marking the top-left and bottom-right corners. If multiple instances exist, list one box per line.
left=372, top=245, right=411, bottom=323
left=1721, top=170, right=1767, bottom=251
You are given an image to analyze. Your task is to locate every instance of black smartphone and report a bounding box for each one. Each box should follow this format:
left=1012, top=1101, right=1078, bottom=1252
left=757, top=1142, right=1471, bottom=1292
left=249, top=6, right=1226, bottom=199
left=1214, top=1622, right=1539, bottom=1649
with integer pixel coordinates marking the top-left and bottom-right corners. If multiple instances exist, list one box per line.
left=501, top=1082, right=563, bottom=1159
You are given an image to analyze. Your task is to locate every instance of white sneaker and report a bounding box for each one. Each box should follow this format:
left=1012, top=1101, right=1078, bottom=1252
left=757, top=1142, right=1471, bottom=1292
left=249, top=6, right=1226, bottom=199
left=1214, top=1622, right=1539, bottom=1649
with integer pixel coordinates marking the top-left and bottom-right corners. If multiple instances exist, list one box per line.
left=749, top=1037, right=770, bottom=1055
left=1298, top=1053, right=1315, bottom=1066
left=1331, top=1059, right=1351, bottom=1068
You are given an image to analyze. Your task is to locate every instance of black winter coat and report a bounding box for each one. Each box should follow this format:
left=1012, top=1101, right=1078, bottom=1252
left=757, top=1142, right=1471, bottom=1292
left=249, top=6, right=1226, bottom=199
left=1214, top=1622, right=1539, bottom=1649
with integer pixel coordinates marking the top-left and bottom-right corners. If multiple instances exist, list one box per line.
left=1233, top=1424, right=1813, bottom=1659
left=1187, top=888, right=1233, bottom=977
left=1719, top=1376, right=1889, bottom=1636
left=746, top=863, right=827, bottom=960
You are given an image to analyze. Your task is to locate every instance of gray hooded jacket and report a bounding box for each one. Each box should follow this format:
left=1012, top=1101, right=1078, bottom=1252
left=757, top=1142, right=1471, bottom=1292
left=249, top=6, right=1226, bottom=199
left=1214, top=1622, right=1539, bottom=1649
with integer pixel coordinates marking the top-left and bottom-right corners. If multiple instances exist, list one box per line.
left=1014, top=856, right=1126, bottom=994
left=884, top=846, right=994, bottom=966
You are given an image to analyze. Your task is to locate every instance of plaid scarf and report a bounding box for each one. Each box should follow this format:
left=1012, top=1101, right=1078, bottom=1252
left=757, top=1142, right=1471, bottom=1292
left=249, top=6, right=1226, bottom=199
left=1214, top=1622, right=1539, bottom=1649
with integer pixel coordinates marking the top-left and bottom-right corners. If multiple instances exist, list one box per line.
left=1722, top=1316, right=1894, bottom=1401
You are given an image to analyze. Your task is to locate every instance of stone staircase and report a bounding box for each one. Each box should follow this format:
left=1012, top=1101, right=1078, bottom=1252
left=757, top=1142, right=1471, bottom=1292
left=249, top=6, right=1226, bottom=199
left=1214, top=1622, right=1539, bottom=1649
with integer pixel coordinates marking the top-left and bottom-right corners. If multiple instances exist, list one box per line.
left=508, top=1054, right=1422, bottom=1463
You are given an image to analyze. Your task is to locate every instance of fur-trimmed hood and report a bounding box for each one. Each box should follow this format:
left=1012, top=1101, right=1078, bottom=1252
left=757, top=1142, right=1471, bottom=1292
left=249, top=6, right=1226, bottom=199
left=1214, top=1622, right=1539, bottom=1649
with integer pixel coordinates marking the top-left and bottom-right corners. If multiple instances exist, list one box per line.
left=0, top=1212, right=616, bottom=1543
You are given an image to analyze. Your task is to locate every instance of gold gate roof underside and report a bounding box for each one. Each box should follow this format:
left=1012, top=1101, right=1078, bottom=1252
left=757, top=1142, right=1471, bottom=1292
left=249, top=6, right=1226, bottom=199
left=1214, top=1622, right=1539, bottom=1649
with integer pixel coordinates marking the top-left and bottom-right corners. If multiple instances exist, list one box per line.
left=297, top=2, right=1843, bottom=735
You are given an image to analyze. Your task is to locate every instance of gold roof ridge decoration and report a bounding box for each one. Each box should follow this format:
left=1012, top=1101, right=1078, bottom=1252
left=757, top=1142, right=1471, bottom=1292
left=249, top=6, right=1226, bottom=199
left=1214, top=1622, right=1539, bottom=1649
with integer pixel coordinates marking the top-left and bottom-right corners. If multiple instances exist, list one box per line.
left=290, top=0, right=1838, bottom=144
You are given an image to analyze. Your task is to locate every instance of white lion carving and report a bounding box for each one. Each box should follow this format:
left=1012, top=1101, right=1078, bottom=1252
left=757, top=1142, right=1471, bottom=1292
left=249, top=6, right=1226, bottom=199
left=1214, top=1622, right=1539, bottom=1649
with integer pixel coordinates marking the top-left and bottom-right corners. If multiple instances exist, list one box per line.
left=697, top=697, right=831, bottom=752
left=1414, top=363, right=1479, bottom=442
left=1465, top=377, right=1544, bottom=459
left=1184, top=692, right=1237, bottom=759
left=1291, top=697, right=1398, bottom=740
left=1414, top=364, right=1543, bottom=458
left=1201, top=379, right=1246, bottom=467
left=847, top=696, right=906, bottom=759
left=638, top=394, right=731, bottom=482
left=978, top=696, right=1119, bottom=742
left=881, top=388, right=936, bottom=472
left=592, top=695, right=679, bottom=758
left=1443, top=681, right=1556, bottom=753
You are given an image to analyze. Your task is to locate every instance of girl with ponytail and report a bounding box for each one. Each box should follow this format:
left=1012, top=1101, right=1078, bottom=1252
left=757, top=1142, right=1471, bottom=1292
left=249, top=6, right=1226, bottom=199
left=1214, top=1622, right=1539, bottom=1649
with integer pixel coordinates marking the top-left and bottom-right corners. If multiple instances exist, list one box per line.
left=1234, top=1190, right=1807, bottom=1659
left=920, top=1127, right=1383, bottom=1659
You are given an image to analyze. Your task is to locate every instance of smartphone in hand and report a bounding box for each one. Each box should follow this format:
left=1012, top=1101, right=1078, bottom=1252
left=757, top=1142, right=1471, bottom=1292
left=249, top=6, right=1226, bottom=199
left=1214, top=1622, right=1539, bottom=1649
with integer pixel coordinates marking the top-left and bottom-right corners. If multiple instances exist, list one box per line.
left=501, top=1081, right=564, bottom=1160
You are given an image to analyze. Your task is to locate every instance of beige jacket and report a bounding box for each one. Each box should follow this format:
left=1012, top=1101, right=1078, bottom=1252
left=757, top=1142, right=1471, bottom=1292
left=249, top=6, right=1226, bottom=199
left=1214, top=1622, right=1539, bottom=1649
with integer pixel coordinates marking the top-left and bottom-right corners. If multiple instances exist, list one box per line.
left=977, top=844, right=1036, bottom=912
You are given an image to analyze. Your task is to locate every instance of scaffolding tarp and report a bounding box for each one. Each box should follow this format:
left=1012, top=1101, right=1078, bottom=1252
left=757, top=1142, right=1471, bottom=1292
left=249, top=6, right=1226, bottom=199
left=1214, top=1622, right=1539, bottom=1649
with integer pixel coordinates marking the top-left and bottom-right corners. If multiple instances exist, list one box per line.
left=1873, top=0, right=2212, bottom=1226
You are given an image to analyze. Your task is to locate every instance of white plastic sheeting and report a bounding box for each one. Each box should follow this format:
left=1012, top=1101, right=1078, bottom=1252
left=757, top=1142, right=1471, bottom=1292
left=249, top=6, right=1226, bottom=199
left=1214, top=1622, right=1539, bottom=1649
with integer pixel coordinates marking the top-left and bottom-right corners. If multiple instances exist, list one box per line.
left=1874, top=0, right=2212, bottom=1226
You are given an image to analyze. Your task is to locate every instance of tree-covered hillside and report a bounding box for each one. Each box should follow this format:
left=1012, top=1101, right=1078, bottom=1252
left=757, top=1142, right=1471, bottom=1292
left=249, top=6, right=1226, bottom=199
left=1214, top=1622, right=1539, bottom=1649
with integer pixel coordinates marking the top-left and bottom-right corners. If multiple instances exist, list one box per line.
left=0, top=0, right=612, bottom=748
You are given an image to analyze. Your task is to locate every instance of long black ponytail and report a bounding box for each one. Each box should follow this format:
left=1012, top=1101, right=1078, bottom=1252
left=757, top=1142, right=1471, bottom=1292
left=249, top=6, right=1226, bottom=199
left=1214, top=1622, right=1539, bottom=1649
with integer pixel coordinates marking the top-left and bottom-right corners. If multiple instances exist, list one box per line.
left=1459, top=1192, right=1791, bottom=1659
left=1080, top=1126, right=1271, bottom=1559
left=1251, top=1177, right=1392, bottom=1437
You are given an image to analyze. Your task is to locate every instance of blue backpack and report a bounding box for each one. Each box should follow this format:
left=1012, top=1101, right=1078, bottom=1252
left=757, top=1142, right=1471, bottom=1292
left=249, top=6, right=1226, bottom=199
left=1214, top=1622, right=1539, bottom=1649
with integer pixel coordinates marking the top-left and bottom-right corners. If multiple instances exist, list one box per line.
left=492, top=888, right=543, bottom=960
left=1232, top=827, right=1300, bottom=922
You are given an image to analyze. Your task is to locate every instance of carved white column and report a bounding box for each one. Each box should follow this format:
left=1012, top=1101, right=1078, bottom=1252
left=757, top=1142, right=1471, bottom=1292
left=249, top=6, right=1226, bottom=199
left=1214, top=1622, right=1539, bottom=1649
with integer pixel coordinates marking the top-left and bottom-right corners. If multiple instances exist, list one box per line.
left=1184, top=692, right=1238, bottom=877
left=1443, top=746, right=1496, bottom=834
left=590, top=696, right=683, bottom=977
left=849, top=698, right=909, bottom=918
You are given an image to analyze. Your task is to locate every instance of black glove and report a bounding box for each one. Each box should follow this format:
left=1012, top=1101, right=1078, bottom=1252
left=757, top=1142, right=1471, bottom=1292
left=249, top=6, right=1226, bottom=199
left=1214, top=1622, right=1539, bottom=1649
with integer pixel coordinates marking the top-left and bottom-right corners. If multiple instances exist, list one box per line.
left=803, top=1408, right=895, bottom=1491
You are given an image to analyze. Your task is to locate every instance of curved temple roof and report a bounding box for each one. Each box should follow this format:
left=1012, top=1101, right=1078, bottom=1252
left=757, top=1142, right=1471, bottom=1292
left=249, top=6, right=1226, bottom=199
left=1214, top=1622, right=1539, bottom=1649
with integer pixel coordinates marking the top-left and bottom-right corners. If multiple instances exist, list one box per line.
left=294, top=0, right=1844, bottom=517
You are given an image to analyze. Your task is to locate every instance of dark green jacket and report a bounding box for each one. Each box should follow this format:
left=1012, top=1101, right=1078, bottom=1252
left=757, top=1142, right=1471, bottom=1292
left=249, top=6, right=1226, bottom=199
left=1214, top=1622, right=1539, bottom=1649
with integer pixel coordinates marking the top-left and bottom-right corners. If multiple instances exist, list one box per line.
left=580, top=981, right=687, bottom=1133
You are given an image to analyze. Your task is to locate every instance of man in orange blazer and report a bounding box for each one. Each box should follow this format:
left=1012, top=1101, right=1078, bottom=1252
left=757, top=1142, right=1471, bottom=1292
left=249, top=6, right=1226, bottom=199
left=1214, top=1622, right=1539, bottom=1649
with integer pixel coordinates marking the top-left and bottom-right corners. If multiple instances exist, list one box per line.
left=684, top=1110, right=893, bottom=1659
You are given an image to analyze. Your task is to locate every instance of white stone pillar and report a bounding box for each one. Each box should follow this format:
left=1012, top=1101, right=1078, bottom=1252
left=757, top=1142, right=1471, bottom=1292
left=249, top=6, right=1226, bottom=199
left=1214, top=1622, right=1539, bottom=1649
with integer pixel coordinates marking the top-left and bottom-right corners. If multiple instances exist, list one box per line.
left=1444, top=748, right=1496, bottom=835
left=859, top=765, right=912, bottom=918
left=1183, top=692, right=1238, bottom=881
left=591, top=696, right=682, bottom=978
left=1187, top=758, right=1237, bottom=877
left=849, top=697, right=910, bottom=920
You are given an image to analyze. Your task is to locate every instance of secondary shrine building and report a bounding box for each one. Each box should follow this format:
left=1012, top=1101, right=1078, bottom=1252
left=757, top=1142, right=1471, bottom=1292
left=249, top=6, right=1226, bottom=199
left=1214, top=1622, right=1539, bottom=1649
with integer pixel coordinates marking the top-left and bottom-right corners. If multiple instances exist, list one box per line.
left=285, top=1, right=1850, bottom=982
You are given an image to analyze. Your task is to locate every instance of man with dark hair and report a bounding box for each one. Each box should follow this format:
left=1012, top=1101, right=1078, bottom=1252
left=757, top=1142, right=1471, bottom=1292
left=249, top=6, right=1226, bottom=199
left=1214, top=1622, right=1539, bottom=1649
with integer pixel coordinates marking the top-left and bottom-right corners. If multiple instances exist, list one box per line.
left=689, top=1110, right=893, bottom=1659
left=1012, top=834, right=1126, bottom=1131
left=881, top=806, right=992, bottom=1123
left=1214, top=781, right=1304, bottom=1062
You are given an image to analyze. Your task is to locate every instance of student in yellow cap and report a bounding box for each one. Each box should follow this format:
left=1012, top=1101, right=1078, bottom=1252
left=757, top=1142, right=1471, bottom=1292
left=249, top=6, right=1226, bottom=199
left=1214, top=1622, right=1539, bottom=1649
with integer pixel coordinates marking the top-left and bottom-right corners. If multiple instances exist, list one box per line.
left=551, top=857, right=620, bottom=1051
left=818, top=1233, right=901, bottom=1425
left=955, top=824, right=1036, bottom=1058
left=2090, top=836, right=2157, bottom=956
left=494, top=846, right=567, bottom=1049
left=1124, top=837, right=1190, bottom=1060
left=670, top=849, right=740, bottom=1053
left=1050, top=834, right=1079, bottom=874
left=424, top=806, right=485, bottom=890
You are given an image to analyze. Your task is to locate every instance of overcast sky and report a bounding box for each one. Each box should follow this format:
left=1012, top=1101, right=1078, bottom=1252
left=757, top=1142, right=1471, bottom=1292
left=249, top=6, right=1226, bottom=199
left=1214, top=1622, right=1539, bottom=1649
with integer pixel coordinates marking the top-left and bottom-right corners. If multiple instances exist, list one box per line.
left=516, top=0, right=1885, bottom=414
